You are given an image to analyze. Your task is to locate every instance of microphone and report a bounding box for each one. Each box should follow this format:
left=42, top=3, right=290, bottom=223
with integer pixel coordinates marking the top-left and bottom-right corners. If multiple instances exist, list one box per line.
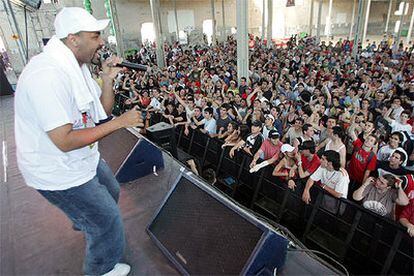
left=116, top=61, right=148, bottom=71
left=98, top=51, right=148, bottom=71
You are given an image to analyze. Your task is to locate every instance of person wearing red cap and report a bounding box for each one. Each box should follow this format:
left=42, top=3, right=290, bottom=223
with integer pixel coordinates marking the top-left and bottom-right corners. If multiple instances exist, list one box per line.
left=14, top=7, right=139, bottom=276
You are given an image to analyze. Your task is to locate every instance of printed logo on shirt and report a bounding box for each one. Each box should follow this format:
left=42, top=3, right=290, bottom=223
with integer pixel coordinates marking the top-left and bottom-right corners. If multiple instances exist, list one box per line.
left=73, top=112, right=96, bottom=149
left=355, top=152, right=368, bottom=163
left=363, top=200, right=387, bottom=216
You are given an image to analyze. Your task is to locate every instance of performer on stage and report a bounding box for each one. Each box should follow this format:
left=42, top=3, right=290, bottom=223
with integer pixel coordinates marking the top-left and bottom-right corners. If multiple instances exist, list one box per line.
left=14, top=7, right=141, bottom=276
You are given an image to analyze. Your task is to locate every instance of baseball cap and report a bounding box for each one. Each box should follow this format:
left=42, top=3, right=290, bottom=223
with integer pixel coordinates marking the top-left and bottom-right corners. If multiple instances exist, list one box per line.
left=281, top=144, right=295, bottom=153
left=268, top=130, right=280, bottom=139
left=54, top=7, right=110, bottom=39
left=265, top=114, right=275, bottom=121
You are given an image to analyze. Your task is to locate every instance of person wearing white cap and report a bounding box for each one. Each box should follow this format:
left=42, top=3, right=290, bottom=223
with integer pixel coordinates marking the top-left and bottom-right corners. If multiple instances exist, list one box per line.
left=14, top=7, right=141, bottom=276
left=262, top=113, right=276, bottom=139
left=272, top=143, right=297, bottom=180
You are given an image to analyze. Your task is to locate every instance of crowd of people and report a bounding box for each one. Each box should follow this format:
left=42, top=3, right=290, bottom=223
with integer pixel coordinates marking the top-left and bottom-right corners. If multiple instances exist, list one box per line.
left=101, top=34, right=414, bottom=237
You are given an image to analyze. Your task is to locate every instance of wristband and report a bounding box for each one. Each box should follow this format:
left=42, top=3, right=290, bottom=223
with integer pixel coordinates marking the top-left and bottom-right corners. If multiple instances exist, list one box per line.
left=322, top=184, right=326, bottom=190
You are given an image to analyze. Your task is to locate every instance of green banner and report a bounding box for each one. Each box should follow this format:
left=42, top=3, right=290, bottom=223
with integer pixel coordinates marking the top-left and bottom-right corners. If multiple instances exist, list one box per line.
left=104, top=0, right=115, bottom=36
left=83, top=0, right=92, bottom=14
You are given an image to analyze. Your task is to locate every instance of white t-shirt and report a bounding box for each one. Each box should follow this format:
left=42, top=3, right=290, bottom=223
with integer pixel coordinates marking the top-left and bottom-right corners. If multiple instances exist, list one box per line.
left=390, top=120, right=411, bottom=133
left=14, top=53, right=103, bottom=191
left=202, top=118, right=217, bottom=134
left=310, top=167, right=349, bottom=198
left=149, top=97, right=162, bottom=110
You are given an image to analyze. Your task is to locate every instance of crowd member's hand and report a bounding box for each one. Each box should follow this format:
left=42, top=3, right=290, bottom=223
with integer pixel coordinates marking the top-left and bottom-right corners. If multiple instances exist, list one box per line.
left=117, top=106, right=142, bottom=128
left=288, top=179, right=296, bottom=191
left=250, top=160, right=257, bottom=168
left=407, top=224, right=414, bottom=237
left=229, top=148, right=236, bottom=158
left=288, top=168, right=296, bottom=178
left=364, top=176, right=375, bottom=187
left=101, top=55, right=124, bottom=80
left=302, top=189, right=311, bottom=204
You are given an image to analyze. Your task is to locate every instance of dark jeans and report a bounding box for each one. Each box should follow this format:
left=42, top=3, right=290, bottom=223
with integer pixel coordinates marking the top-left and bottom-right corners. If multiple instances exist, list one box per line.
left=38, top=159, right=125, bottom=275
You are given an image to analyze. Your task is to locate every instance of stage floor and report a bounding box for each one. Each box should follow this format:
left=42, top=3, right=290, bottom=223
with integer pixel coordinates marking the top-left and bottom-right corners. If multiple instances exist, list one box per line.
left=1, top=95, right=339, bottom=275
left=0, top=95, right=180, bottom=275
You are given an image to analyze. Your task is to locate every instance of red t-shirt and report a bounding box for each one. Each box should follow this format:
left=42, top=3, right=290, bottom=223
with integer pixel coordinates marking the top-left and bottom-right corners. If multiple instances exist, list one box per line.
left=301, top=154, right=321, bottom=175
left=260, top=139, right=282, bottom=161
left=396, top=174, right=414, bottom=219
left=399, top=200, right=414, bottom=224
left=348, top=139, right=377, bottom=183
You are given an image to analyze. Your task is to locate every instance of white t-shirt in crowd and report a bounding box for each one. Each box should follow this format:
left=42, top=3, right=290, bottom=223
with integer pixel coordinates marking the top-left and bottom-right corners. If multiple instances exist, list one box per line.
left=310, top=167, right=349, bottom=198
left=390, top=120, right=411, bottom=133
left=14, top=53, right=103, bottom=191
left=202, top=118, right=217, bottom=134
left=149, top=97, right=162, bottom=110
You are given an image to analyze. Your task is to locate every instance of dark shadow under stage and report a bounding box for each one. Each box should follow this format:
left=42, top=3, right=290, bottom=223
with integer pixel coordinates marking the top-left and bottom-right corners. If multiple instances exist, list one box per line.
left=1, top=96, right=338, bottom=275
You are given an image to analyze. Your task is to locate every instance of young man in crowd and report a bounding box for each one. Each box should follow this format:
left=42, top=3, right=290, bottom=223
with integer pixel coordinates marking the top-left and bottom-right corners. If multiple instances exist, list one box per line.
left=262, top=114, right=276, bottom=139
left=249, top=130, right=283, bottom=173
left=302, top=150, right=349, bottom=205
left=376, top=150, right=410, bottom=177
left=353, top=175, right=409, bottom=218
left=347, top=127, right=378, bottom=198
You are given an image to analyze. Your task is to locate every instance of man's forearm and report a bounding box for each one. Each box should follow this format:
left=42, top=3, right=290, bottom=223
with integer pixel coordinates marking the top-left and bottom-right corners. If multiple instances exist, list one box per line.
left=100, top=77, right=115, bottom=115
left=353, top=183, right=368, bottom=201
left=48, top=118, right=124, bottom=153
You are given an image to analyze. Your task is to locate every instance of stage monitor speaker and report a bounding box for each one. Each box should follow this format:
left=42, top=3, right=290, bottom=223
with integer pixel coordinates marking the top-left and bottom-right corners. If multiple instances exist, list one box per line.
left=99, top=128, right=164, bottom=183
left=146, top=122, right=177, bottom=158
left=147, top=173, right=289, bottom=275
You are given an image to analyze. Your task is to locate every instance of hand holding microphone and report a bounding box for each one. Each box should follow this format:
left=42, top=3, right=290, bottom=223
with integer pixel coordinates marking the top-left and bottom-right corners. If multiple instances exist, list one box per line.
left=117, top=106, right=144, bottom=128
left=99, top=51, right=148, bottom=72
left=100, top=55, right=124, bottom=80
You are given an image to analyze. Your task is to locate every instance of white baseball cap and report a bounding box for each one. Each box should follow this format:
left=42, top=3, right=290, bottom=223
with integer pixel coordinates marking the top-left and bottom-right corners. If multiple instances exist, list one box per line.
left=54, top=7, right=110, bottom=39
left=281, top=144, right=295, bottom=153
left=265, top=114, right=275, bottom=121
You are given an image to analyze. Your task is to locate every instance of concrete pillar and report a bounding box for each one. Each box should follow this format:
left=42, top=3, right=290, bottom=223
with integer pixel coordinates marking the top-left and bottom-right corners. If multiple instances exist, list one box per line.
left=109, top=0, right=125, bottom=57
left=352, top=0, right=364, bottom=58
left=236, top=0, right=248, bottom=83
left=395, top=1, right=407, bottom=48
left=309, top=0, right=315, bottom=36
left=385, top=0, right=393, bottom=34
left=3, top=0, right=27, bottom=64
left=362, top=0, right=371, bottom=44
left=221, top=0, right=226, bottom=41
left=150, top=0, right=165, bottom=67
left=266, top=0, right=272, bottom=47
left=316, top=0, right=323, bottom=43
left=406, top=4, right=414, bottom=46
left=325, top=0, right=333, bottom=37
left=210, top=0, right=216, bottom=45
left=261, top=0, right=265, bottom=41
left=173, top=0, right=179, bottom=42
left=349, top=0, right=357, bottom=38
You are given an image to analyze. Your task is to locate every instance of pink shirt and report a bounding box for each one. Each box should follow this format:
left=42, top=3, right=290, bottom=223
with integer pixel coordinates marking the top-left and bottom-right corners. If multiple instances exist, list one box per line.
left=260, top=139, right=282, bottom=160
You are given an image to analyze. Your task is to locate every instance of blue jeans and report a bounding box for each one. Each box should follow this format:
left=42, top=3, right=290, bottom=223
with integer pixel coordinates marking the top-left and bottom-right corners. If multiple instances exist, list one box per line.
left=38, top=159, right=125, bottom=275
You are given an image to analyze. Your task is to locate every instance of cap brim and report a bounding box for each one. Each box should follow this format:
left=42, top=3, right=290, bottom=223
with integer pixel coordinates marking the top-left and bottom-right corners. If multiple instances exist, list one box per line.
left=83, top=19, right=110, bottom=32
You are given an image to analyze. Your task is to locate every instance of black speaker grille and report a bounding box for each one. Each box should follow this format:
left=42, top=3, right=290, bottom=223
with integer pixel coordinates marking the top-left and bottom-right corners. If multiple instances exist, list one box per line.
left=99, top=129, right=139, bottom=173
left=148, top=177, right=264, bottom=275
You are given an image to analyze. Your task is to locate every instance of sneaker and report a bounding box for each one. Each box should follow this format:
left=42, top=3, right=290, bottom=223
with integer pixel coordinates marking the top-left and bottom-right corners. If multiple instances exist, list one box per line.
left=101, top=263, right=131, bottom=276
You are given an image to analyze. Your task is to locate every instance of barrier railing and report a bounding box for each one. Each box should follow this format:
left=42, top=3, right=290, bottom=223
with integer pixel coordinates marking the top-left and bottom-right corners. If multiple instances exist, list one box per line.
left=174, top=127, right=413, bottom=275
